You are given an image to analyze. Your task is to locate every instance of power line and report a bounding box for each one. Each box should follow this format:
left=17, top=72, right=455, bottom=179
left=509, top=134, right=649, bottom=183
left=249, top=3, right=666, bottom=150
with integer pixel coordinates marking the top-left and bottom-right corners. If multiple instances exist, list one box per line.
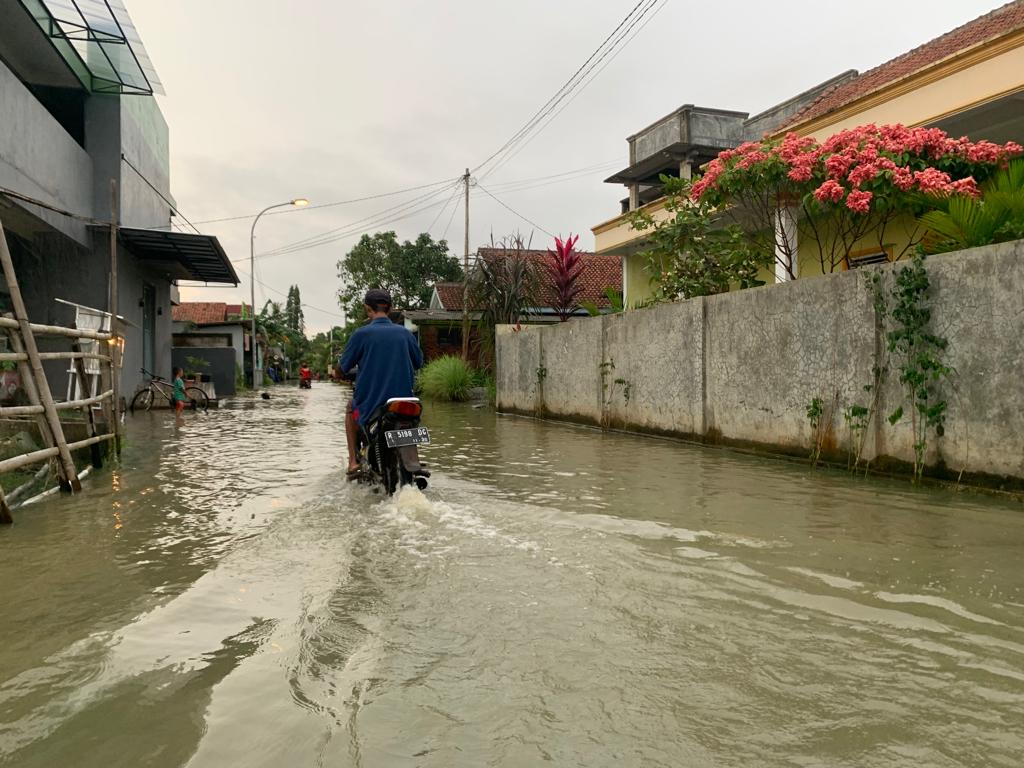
left=472, top=0, right=650, bottom=177
left=483, top=0, right=665, bottom=180
left=475, top=183, right=553, bottom=238
left=485, top=0, right=669, bottom=178
left=441, top=186, right=463, bottom=242
left=473, top=0, right=660, bottom=181
left=173, top=177, right=459, bottom=227
left=252, top=180, right=462, bottom=260
left=233, top=265, right=345, bottom=319
left=120, top=153, right=202, bottom=234
left=485, top=159, right=619, bottom=192
left=427, top=183, right=463, bottom=238
left=0, top=187, right=105, bottom=224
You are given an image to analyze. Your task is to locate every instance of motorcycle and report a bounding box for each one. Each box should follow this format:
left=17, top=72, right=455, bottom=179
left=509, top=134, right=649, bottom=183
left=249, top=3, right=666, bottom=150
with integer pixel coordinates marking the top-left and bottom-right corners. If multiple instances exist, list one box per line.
left=299, top=377, right=312, bottom=389
left=354, top=397, right=431, bottom=495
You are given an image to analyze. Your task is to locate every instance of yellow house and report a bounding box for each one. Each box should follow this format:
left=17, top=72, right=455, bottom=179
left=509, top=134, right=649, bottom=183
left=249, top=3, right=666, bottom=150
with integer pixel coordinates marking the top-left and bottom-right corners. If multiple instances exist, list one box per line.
left=596, top=1, right=1024, bottom=307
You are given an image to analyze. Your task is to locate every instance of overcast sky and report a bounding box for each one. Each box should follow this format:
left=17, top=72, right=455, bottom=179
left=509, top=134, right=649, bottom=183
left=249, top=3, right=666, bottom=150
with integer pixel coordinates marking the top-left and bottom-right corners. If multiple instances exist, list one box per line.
left=130, top=0, right=1005, bottom=332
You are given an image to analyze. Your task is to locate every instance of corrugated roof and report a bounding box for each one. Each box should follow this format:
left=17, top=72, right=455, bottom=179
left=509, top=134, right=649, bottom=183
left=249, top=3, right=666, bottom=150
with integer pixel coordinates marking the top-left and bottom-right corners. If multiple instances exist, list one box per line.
left=434, top=249, right=623, bottom=311
left=172, top=301, right=227, bottom=325
left=783, top=1, right=1024, bottom=130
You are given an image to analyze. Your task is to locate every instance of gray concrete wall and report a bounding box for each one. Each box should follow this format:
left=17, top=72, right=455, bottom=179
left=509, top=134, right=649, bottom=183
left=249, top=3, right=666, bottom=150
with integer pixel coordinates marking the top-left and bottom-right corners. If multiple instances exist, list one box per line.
left=0, top=59, right=93, bottom=246
left=496, top=241, right=1024, bottom=485
left=119, top=95, right=173, bottom=229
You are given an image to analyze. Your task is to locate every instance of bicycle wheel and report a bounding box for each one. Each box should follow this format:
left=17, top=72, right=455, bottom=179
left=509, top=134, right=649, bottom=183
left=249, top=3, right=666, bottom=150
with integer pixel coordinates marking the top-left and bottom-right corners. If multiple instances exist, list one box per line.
left=130, top=388, right=154, bottom=413
left=184, top=387, right=209, bottom=412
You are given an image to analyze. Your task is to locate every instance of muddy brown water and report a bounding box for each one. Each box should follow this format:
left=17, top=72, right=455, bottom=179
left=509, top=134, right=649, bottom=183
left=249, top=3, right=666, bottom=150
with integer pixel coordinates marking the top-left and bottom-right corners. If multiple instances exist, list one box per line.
left=1, top=384, right=1022, bottom=767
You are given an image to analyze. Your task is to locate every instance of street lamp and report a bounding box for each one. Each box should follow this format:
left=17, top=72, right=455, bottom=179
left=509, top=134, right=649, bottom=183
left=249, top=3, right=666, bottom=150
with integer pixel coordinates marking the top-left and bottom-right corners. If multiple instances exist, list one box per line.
left=249, top=198, right=309, bottom=389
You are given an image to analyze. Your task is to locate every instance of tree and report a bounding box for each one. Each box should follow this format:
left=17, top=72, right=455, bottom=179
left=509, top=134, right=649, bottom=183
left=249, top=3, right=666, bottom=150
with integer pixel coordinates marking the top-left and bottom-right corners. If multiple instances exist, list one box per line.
left=468, top=234, right=540, bottom=328
left=284, top=285, right=305, bottom=336
left=337, top=231, right=462, bottom=314
left=630, top=176, right=769, bottom=301
left=467, top=234, right=540, bottom=370
left=691, top=124, right=1023, bottom=275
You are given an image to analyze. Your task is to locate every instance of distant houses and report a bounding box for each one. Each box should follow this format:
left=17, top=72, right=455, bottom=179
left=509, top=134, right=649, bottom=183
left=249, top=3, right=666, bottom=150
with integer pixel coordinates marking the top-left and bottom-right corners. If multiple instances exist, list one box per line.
left=405, top=247, right=622, bottom=364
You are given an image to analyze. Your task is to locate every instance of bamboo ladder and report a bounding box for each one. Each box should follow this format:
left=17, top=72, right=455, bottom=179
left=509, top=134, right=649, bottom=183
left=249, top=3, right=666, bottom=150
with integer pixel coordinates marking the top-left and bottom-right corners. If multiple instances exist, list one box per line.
left=0, top=218, right=118, bottom=524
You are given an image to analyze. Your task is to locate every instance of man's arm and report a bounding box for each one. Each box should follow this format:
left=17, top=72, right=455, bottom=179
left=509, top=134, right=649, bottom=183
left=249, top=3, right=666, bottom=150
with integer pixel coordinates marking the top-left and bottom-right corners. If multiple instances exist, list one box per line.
left=339, top=331, right=362, bottom=374
left=407, top=331, right=424, bottom=371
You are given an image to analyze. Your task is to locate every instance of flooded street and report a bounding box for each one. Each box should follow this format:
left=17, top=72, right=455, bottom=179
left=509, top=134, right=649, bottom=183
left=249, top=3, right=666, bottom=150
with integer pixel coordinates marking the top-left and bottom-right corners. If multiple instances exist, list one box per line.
left=1, top=383, right=1023, bottom=767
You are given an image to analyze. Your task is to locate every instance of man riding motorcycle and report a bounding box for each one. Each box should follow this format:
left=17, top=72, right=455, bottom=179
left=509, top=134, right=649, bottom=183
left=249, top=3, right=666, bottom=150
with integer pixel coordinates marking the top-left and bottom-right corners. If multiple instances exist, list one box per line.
left=339, top=289, right=423, bottom=476
left=298, top=363, right=312, bottom=388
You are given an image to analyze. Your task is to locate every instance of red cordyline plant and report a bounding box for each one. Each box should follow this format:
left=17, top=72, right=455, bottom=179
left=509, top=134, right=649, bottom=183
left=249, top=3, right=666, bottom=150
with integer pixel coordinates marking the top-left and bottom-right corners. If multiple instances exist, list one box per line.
left=690, top=124, right=1023, bottom=275
left=544, top=234, right=584, bottom=321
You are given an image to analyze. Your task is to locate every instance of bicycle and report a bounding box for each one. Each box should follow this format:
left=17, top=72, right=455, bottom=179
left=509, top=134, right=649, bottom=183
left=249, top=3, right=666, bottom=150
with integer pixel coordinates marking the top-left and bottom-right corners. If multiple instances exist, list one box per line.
left=130, top=368, right=209, bottom=413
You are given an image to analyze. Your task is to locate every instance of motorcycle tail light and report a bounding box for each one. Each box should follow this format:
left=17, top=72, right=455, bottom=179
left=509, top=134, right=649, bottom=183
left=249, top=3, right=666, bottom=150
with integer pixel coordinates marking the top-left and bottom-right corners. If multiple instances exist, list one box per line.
left=388, top=400, right=422, bottom=418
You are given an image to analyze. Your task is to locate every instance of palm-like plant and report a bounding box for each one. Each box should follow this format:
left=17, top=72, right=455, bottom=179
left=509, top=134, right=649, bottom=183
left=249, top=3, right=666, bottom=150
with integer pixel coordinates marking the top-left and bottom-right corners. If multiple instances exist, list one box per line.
left=920, top=159, right=1024, bottom=254
left=544, top=234, right=583, bottom=321
left=468, top=236, right=540, bottom=328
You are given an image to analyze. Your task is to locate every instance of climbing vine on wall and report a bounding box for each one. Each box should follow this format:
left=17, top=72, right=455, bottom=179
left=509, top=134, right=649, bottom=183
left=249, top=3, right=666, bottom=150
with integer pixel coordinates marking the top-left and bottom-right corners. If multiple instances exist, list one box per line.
left=885, top=253, right=953, bottom=482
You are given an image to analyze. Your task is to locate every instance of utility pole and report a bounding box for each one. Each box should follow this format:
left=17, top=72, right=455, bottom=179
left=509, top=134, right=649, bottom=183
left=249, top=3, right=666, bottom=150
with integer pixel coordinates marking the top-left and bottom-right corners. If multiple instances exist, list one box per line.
left=108, top=179, right=121, bottom=454
left=461, top=168, right=470, bottom=361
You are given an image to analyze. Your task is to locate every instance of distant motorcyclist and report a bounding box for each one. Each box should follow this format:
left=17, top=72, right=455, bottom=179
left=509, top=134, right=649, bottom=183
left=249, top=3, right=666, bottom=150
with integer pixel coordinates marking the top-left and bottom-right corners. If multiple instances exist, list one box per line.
left=299, top=362, right=312, bottom=388
left=339, top=289, right=422, bottom=475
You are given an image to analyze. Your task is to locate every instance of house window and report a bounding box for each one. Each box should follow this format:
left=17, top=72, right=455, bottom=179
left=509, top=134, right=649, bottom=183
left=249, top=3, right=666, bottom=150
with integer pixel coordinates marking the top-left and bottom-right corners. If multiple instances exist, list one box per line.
left=845, top=247, right=893, bottom=270
left=437, top=327, right=462, bottom=347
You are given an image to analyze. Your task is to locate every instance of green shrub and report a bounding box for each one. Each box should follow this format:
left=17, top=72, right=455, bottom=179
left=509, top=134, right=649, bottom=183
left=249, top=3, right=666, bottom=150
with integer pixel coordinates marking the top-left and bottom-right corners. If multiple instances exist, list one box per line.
left=417, top=356, right=474, bottom=401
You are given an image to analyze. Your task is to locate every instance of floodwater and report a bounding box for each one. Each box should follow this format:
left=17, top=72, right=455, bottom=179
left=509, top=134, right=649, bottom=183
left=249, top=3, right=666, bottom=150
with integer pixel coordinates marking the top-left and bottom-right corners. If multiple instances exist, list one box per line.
left=1, top=385, right=1022, bottom=768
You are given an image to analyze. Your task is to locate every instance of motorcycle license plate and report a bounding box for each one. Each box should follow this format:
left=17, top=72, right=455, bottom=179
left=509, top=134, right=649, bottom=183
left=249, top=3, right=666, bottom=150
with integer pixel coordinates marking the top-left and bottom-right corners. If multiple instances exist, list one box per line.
left=385, top=427, right=430, bottom=448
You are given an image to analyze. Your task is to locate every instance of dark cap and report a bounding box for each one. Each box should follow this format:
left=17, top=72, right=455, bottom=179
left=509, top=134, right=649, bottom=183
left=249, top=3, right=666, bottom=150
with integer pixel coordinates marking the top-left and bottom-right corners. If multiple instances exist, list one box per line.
left=363, top=289, right=392, bottom=308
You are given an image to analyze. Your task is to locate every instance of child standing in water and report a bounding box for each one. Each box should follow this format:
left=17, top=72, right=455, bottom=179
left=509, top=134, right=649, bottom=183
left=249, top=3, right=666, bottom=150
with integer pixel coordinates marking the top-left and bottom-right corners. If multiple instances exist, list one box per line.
left=173, top=367, right=188, bottom=413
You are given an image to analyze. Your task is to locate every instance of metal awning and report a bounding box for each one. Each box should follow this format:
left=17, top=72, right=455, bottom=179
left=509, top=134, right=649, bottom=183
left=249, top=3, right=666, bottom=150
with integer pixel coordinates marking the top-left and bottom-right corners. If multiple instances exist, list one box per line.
left=118, top=227, right=239, bottom=284
left=20, top=0, right=164, bottom=95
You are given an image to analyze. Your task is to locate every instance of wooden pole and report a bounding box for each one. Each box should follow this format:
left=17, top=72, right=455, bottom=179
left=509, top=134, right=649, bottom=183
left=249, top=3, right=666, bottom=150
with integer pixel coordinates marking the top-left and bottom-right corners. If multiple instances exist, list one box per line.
left=0, top=485, right=11, bottom=525
left=4, top=324, right=66, bottom=487
left=0, top=220, right=81, bottom=492
left=461, top=168, right=470, bottom=361
left=0, top=433, right=114, bottom=475
left=109, top=178, right=121, bottom=454
left=0, top=317, right=112, bottom=341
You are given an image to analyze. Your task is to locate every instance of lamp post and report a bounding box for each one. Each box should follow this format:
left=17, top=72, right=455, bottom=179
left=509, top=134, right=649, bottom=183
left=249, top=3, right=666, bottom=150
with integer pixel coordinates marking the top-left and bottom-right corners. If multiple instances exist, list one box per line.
left=249, top=198, right=308, bottom=388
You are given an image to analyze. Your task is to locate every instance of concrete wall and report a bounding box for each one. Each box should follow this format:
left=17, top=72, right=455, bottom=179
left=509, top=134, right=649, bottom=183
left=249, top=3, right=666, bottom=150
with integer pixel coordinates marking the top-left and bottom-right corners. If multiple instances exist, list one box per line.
left=0, top=59, right=93, bottom=246
left=497, top=241, right=1024, bottom=486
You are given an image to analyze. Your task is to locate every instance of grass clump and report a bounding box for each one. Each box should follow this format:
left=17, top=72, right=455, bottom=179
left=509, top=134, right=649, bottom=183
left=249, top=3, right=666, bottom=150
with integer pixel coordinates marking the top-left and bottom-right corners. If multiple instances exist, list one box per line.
left=417, top=355, right=474, bottom=402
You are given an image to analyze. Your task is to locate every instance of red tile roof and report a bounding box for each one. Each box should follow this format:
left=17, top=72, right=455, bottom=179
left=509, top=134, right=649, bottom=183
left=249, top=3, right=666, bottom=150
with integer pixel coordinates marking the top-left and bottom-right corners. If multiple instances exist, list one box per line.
left=783, top=1, right=1024, bottom=131
left=172, top=301, right=228, bottom=324
left=225, top=304, right=243, bottom=317
left=434, top=249, right=623, bottom=311
left=434, top=283, right=465, bottom=310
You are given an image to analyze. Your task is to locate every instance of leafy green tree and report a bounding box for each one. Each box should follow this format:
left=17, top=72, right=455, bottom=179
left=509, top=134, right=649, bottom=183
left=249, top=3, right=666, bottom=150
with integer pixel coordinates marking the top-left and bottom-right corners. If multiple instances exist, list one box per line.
left=306, top=325, right=346, bottom=374
left=284, top=285, right=305, bottom=335
left=629, top=176, right=769, bottom=301
left=337, top=231, right=462, bottom=314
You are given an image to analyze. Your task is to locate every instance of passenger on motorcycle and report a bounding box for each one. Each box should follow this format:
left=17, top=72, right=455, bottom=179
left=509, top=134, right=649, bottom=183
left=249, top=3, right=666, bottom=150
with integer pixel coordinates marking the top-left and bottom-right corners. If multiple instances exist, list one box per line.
left=339, top=289, right=423, bottom=475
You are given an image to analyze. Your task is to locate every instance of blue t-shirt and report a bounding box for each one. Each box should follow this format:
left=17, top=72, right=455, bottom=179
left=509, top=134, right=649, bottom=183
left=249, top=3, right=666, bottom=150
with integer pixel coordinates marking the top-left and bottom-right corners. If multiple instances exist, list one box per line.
left=340, top=317, right=423, bottom=424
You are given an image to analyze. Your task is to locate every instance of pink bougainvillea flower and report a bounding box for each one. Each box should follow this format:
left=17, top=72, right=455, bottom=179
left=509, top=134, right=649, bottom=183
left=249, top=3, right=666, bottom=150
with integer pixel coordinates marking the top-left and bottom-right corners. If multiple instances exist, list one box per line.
left=951, top=176, right=981, bottom=198
left=891, top=166, right=915, bottom=191
left=814, top=179, right=846, bottom=204
left=845, top=189, right=873, bottom=214
left=913, top=168, right=953, bottom=194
